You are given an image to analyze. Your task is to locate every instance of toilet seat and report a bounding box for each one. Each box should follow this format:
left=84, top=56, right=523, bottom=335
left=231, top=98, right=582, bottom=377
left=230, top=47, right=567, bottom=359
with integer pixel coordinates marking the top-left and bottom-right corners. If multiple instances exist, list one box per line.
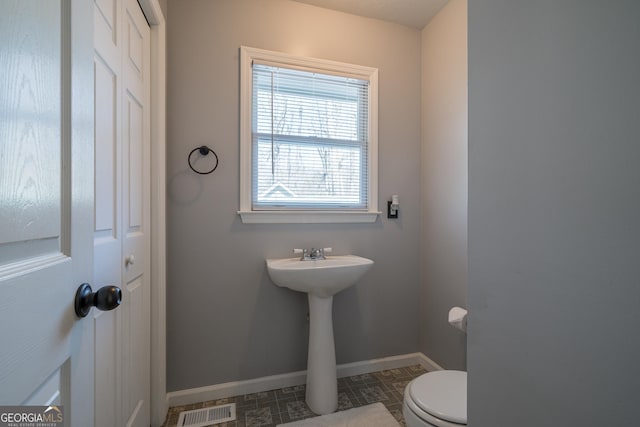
left=404, top=370, right=467, bottom=426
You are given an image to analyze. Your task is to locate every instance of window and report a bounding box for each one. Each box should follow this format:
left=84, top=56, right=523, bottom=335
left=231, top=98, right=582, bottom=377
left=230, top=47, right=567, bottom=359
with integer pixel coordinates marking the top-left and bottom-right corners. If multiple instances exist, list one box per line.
left=239, top=46, right=379, bottom=223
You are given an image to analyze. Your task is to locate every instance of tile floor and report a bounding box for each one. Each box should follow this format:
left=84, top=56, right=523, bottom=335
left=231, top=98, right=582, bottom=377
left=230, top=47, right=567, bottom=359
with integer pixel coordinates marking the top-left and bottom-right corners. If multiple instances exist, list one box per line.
left=162, top=364, right=428, bottom=427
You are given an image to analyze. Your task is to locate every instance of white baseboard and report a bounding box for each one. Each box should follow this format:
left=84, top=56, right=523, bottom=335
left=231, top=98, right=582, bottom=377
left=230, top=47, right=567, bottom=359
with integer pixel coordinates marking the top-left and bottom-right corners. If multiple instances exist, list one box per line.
left=413, top=352, right=445, bottom=372
left=166, top=352, right=443, bottom=407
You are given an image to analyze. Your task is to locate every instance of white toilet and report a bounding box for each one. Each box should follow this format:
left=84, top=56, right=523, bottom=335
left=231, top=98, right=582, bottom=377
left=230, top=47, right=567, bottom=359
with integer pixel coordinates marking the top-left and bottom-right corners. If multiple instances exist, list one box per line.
left=403, top=370, right=467, bottom=427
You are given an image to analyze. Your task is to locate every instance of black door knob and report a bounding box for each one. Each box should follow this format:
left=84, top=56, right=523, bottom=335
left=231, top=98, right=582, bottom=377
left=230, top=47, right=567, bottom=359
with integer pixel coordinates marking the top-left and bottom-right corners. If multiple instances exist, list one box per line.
left=74, top=283, right=122, bottom=318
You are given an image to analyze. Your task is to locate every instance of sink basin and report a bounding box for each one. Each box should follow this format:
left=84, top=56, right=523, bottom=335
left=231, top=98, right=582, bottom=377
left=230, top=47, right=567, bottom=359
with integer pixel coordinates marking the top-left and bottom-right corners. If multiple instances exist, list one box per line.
left=266, top=255, right=373, bottom=298
left=266, top=254, right=373, bottom=415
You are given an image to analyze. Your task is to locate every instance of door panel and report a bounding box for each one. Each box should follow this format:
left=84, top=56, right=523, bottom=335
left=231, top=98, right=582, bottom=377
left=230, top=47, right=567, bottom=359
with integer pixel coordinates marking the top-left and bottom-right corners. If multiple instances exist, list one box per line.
left=94, top=58, right=118, bottom=235
left=123, top=276, right=148, bottom=427
left=93, top=0, right=123, bottom=425
left=0, top=0, right=62, bottom=264
left=93, top=311, right=119, bottom=426
left=23, top=364, right=66, bottom=406
left=95, top=0, right=116, bottom=40
left=93, top=0, right=150, bottom=425
left=125, top=96, right=144, bottom=232
left=0, top=0, right=94, bottom=425
left=122, top=1, right=151, bottom=425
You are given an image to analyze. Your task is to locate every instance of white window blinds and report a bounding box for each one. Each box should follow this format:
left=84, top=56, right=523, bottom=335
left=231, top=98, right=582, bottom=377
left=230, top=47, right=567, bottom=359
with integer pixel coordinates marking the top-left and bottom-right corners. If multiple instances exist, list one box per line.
left=251, top=62, right=370, bottom=210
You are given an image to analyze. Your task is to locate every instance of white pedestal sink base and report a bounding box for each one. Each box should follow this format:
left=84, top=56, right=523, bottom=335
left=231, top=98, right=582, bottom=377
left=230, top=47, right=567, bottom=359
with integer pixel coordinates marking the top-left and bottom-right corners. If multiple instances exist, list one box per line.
left=265, top=255, right=374, bottom=415
left=306, top=294, right=338, bottom=415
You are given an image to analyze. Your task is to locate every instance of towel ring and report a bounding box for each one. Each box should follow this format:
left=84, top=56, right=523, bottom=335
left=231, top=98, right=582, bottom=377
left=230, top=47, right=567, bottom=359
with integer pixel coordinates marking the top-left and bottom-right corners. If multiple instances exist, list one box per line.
left=188, top=145, right=219, bottom=175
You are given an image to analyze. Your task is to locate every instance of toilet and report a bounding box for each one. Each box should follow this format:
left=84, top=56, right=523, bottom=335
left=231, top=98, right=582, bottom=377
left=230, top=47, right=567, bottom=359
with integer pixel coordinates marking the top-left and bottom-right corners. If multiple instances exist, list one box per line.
left=403, top=370, right=467, bottom=427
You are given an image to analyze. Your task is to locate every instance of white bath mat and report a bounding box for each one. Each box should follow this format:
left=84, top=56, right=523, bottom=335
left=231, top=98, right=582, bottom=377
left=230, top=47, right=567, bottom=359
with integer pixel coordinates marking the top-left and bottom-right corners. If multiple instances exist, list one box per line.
left=277, top=402, right=400, bottom=427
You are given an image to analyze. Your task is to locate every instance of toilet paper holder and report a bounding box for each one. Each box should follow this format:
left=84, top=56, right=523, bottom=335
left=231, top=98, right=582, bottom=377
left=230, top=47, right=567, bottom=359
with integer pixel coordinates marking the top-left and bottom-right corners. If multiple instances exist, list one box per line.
left=448, top=306, right=468, bottom=333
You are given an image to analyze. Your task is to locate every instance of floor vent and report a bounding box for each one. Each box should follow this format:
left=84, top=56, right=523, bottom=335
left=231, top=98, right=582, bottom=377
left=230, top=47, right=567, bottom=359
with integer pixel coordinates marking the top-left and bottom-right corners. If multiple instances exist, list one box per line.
left=177, top=403, right=236, bottom=427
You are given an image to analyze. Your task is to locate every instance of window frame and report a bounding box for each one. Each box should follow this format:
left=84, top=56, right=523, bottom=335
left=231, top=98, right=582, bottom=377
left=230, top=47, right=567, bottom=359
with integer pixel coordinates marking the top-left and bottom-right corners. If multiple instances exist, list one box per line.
left=239, top=46, right=380, bottom=224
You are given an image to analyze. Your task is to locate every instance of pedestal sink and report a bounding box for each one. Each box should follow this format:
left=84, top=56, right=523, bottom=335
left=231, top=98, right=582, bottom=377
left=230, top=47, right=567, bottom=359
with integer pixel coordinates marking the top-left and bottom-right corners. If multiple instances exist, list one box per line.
left=266, top=255, right=373, bottom=415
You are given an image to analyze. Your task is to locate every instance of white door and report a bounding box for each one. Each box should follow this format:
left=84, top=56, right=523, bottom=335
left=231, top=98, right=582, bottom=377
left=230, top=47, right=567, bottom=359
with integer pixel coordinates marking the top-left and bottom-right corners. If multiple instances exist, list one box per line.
left=0, top=0, right=95, bottom=425
left=93, top=0, right=151, bottom=425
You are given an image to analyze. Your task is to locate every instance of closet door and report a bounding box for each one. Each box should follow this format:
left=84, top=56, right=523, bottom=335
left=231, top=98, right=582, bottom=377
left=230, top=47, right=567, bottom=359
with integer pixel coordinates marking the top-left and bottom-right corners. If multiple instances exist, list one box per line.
left=93, top=0, right=150, bottom=425
left=121, top=0, right=151, bottom=424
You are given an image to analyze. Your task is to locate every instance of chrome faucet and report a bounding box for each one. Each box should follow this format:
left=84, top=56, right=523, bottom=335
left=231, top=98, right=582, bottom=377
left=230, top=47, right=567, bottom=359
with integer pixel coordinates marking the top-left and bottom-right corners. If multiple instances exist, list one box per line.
left=309, top=248, right=325, bottom=260
left=294, top=247, right=331, bottom=261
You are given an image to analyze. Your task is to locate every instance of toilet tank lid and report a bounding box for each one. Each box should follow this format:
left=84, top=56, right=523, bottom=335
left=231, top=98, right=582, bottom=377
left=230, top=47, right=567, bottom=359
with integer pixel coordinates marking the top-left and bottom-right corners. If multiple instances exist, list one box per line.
left=409, top=370, right=467, bottom=424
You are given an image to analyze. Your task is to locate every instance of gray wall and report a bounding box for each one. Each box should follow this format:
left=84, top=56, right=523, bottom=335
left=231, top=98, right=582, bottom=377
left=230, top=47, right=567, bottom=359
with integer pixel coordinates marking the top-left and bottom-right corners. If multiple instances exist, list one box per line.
left=166, top=0, right=422, bottom=392
left=419, top=0, right=467, bottom=370
left=468, top=1, right=640, bottom=425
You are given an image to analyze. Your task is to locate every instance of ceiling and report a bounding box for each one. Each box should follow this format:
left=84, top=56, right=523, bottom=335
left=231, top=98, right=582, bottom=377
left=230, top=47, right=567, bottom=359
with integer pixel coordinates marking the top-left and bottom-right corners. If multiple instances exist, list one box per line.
left=292, top=0, right=449, bottom=30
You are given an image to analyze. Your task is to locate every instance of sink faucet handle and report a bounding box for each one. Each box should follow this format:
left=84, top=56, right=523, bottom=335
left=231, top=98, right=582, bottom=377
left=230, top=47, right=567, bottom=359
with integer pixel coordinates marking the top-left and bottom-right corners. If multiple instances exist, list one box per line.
left=294, top=248, right=310, bottom=260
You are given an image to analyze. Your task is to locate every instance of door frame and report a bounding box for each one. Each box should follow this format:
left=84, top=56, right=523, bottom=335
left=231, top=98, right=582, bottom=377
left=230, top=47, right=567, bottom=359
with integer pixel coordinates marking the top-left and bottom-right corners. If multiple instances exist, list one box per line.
left=135, top=1, right=167, bottom=425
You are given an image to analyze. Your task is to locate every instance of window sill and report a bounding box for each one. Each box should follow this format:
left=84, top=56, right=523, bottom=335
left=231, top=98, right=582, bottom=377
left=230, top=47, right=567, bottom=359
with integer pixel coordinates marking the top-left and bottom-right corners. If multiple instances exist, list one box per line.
left=238, top=210, right=381, bottom=224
